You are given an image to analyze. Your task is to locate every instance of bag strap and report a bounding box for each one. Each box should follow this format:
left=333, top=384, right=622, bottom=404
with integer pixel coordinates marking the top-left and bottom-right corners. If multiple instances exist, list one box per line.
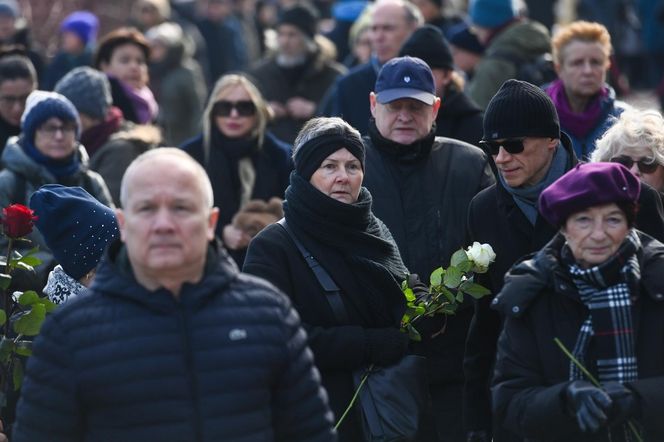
left=277, top=218, right=350, bottom=324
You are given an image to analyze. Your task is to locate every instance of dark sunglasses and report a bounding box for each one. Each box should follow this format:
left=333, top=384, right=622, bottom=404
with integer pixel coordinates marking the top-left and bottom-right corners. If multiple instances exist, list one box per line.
left=212, top=100, right=256, bottom=117
left=479, top=138, right=526, bottom=156
left=610, top=155, right=659, bottom=174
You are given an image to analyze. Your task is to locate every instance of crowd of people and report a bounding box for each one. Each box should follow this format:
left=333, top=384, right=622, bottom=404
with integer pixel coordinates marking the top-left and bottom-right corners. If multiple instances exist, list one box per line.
left=0, top=0, right=663, bottom=441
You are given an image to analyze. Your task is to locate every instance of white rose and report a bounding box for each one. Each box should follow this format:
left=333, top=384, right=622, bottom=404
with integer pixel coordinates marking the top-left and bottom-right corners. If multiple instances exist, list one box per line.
left=465, top=242, right=496, bottom=273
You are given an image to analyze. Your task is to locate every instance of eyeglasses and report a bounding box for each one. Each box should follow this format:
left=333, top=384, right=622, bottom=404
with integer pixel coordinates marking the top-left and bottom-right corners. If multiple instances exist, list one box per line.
left=37, top=123, right=77, bottom=136
left=480, top=138, right=526, bottom=156
left=610, top=155, right=659, bottom=174
left=212, top=100, right=256, bottom=117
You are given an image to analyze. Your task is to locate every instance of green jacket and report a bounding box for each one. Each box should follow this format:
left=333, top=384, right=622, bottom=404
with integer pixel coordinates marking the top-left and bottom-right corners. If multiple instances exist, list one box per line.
left=468, top=19, right=551, bottom=109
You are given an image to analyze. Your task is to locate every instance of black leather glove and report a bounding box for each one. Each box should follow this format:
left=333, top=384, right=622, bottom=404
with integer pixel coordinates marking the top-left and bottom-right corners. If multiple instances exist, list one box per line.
left=365, top=328, right=410, bottom=366
left=603, top=381, right=640, bottom=426
left=466, top=430, right=490, bottom=442
left=566, top=380, right=613, bottom=433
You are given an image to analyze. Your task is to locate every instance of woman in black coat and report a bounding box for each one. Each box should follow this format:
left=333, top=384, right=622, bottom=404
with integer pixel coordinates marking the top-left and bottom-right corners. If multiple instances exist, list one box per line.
left=182, top=73, right=291, bottom=266
left=244, top=117, right=428, bottom=441
left=491, top=162, right=664, bottom=441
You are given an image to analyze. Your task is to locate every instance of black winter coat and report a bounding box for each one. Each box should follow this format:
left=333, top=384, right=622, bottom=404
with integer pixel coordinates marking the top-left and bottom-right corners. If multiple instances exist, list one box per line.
left=243, top=223, right=406, bottom=441
left=463, top=137, right=664, bottom=436
left=491, top=232, right=664, bottom=441
left=182, top=132, right=292, bottom=265
left=13, top=242, right=335, bottom=442
left=330, top=61, right=378, bottom=135
left=435, top=87, right=484, bottom=147
left=250, top=49, right=347, bottom=143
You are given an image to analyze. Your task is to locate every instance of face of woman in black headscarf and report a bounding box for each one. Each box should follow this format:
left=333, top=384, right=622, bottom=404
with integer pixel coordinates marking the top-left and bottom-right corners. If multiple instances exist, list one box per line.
left=562, top=203, right=630, bottom=268
left=309, top=148, right=364, bottom=204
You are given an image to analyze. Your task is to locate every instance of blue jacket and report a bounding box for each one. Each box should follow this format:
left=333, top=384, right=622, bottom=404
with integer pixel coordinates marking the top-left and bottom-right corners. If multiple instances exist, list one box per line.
left=14, top=242, right=336, bottom=442
left=329, top=59, right=380, bottom=135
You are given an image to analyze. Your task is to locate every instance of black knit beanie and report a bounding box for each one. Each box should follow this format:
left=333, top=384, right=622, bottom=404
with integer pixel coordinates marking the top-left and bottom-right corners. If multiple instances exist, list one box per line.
left=482, top=79, right=560, bottom=141
left=399, top=25, right=454, bottom=70
left=294, top=133, right=365, bottom=180
left=278, top=4, right=319, bottom=39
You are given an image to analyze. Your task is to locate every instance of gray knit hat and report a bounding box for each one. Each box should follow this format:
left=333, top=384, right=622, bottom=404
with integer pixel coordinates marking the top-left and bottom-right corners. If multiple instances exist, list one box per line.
left=54, top=67, right=112, bottom=121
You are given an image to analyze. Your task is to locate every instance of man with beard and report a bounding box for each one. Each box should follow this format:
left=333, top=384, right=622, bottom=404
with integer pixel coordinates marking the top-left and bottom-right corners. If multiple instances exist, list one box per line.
left=250, top=3, right=346, bottom=143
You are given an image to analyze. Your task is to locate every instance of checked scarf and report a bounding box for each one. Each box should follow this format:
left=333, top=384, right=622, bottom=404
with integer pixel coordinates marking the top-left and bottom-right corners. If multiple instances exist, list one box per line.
left=565, top=229, right=641, bottom=384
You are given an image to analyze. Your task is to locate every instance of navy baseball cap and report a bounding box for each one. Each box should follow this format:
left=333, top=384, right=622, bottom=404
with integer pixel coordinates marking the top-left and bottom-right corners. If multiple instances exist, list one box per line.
left=375, top=56, right=436, bottom=105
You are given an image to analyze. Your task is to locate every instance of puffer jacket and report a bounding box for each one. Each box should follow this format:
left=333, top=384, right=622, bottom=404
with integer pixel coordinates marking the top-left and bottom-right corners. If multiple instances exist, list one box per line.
left=468, top=19, right=551, bottom=109
left=13, top=241, right=336, bottom=442
left=0, top=137, right=113, bottom=289
left=491, top=232, right=664, bottom=441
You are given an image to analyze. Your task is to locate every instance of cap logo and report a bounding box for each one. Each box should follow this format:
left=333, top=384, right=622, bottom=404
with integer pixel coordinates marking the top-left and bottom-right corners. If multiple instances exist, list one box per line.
left=403, top=76, right=411, bottom=83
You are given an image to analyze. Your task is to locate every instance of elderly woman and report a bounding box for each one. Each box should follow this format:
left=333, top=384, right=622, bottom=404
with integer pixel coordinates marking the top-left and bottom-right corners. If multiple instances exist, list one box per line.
left=182, top=73, right=291, bottom=266
left=491, top=162, right=664, bottom=441
left=546, top=21, right=630, bottom=160
left=592, top=109, right=664, bottom=196
left=0, top=91, right=113, bottom=290
left=244, top=117, right=436, bottom=441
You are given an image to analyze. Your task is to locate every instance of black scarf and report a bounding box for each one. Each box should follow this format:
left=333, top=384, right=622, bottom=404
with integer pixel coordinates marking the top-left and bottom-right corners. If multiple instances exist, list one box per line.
left=367, top=118, right=436, bottom=164
left=207, top=128, right=259, bottom=227
left=284, top=172, right=408, bottom=324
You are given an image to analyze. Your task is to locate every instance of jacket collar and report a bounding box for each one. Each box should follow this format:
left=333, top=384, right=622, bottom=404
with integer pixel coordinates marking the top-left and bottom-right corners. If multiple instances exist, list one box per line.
left=91, top=239, right=239, bottom=312
left=493, top=231, right=664, bottom=318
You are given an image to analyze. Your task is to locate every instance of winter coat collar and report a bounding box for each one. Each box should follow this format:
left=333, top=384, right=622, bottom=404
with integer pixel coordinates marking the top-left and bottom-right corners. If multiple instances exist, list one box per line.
left=492, top=231, right=664, bottom=318
left=91, top=239, right=240, bottom=312
left=1, top=136, right=91, bottom=182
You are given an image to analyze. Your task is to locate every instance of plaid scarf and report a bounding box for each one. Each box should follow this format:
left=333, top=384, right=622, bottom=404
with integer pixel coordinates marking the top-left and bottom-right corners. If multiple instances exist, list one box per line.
left=565, top=229, right=641, bottom=384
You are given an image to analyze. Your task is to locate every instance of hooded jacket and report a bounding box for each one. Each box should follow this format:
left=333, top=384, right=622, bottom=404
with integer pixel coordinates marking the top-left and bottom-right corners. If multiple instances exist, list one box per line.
left=468, top=19, right=551, bottom=109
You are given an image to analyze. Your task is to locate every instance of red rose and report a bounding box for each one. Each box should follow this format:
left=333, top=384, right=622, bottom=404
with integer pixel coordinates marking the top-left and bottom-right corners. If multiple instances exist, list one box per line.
left=1, top=204, right=38, bottom=239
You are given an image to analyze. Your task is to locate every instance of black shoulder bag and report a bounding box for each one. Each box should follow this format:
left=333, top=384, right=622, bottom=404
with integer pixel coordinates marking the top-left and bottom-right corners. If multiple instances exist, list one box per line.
left=278, top=218, right=429, bottom=442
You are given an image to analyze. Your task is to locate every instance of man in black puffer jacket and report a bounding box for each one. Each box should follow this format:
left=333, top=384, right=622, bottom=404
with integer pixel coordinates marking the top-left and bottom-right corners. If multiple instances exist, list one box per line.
left=13, top=148, right=336, bottom=442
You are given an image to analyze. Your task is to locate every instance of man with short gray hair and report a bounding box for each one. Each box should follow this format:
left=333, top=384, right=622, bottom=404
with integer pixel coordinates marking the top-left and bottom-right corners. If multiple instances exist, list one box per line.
left=363, top=56, right=494, bottom=441
left=14, top=148, right=336, bottom=442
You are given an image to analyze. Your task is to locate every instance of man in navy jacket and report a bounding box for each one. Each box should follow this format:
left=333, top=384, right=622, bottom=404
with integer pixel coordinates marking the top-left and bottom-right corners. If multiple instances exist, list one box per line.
left=13, top=148, right=336, bottom=442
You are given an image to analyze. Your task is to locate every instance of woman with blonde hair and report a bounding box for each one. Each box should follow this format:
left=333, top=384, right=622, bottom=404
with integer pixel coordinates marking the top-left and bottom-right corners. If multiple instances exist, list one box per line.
left=182, top=73, right=291, bottom=265
left=592, top=108, right=664, bottom=195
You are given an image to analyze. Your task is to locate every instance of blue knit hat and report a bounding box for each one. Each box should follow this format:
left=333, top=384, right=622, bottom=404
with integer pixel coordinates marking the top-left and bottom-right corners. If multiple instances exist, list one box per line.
left=60, top=11, right=99, bottom=47
left=469, top=0, right=518, bottom=28
left=21, top=90, right=81, bottom=144
left=29, top=185, right=119, bottom=280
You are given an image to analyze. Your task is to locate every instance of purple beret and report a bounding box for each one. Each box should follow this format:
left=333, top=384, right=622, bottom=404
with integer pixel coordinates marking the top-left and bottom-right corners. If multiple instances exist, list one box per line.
left=539, top=162, right=641, bottom=226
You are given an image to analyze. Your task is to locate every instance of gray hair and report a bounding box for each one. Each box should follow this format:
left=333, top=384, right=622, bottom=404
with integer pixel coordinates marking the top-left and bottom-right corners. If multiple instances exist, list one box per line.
left=368, top=0, right=424, bottom=27
left=292, top=117, right=363, bottom=160
left=120, top=147, right=214, bottom=209
left=592, top=109, right=664, bottom=166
